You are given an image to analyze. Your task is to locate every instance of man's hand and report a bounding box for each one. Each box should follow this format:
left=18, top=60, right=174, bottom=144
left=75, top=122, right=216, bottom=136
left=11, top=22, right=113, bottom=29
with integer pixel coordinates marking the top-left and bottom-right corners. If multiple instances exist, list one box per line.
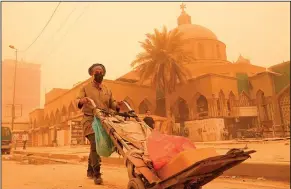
left=79, top=97, right=89, bottom=105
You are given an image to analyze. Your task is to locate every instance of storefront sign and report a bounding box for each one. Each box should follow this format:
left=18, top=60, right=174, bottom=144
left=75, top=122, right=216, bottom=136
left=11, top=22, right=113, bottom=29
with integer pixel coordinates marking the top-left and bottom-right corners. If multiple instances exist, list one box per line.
left=238, top=106, right=258, bottom=117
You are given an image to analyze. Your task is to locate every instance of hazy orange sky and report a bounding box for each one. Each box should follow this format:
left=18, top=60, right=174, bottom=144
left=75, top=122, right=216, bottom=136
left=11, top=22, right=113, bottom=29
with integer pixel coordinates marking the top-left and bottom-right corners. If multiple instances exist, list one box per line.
left=2, top=2, right=290, bottom=107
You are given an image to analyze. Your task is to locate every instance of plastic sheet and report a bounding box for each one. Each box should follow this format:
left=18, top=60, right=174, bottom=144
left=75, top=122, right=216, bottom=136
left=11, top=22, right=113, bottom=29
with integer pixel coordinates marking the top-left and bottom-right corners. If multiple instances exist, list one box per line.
left=147, top=131, right=196, bottom=170
left=92, top=117, right=115, bottom=157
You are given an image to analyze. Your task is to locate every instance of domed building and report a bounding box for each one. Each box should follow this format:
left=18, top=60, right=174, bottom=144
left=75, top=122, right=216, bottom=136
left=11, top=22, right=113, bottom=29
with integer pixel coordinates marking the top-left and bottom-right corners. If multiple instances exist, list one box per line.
left=175, top=4, right=228, bottom=64
left=28, top=4, right=290, bottom=146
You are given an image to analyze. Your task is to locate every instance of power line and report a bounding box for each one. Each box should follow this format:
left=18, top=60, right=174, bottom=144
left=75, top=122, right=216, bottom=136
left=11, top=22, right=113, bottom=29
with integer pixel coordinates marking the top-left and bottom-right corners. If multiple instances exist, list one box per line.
left=22, top=2, right=62, bottom=52
left=43, top=3, right=90, bottom=62
left=33, top=4, right=78, bottom=61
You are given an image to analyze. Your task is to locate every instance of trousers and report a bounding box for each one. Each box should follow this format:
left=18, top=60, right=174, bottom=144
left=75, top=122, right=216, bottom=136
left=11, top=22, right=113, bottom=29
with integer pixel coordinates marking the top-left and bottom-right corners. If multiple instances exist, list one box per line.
left=86, top=133, right=102, bottom=176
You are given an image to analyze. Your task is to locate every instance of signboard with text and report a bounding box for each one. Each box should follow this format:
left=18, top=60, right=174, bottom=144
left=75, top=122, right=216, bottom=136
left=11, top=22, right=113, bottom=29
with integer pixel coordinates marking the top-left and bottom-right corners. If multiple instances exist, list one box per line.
left=238, top=106, right=258, bottom=117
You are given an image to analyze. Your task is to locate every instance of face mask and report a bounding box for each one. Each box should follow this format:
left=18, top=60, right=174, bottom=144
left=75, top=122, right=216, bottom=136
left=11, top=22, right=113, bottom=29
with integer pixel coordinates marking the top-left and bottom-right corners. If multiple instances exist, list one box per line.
left=94, top=73, right=104, bottom=83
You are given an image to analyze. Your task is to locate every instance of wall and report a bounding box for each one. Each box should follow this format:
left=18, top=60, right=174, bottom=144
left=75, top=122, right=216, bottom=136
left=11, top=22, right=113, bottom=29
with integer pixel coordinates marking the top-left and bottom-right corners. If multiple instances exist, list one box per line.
left=185, top=63, right=266, bottom=79
left=38, top=78, right=156, bottom=126
left=45, top=88, right=69, bottom=104
left=249, top=73, right=275, bottom=97
left=176, top=118, right=225, bottom=142
left=210, top=74, right=238, bottom=97
left=269, top=61, right=290, bottom=94
left=2, top=59, right=41, bottom=122
left=29, top=109, right=44, bottom=128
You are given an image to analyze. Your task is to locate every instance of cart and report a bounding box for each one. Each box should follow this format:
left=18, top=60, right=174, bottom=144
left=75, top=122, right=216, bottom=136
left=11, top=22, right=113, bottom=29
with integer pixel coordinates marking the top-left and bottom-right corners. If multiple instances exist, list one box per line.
left=89, top=99, right=256, bottom=189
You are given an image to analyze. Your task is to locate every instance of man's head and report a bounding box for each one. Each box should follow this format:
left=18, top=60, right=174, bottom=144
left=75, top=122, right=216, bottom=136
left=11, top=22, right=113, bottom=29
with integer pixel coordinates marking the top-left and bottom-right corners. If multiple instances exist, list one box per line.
left=88, top=63, right=106, bottom=84
left=146, top=110, right=151, bottom=116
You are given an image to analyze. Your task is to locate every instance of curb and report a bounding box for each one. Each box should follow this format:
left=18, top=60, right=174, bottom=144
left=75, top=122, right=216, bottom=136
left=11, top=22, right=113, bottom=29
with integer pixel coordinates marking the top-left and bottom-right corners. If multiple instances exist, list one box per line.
left=194, top=138, right=290, bottom=146
left=13, top=151, right=290, bottom=182
left=13, top=151, right=124, bottom=166
left=224, top=161, right=290, bottom=182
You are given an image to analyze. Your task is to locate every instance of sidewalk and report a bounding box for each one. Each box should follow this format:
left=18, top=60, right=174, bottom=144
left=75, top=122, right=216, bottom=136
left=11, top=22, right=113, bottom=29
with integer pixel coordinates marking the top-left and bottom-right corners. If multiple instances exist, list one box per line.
left=14, top=139, right=290, bottom=163
left=12, top=141, right=290, bottom=181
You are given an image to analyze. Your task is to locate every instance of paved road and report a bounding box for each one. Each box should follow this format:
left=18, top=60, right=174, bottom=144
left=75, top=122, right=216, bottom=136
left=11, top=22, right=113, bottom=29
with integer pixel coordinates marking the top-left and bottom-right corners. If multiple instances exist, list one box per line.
left=2, top=158, right=289, bottom=189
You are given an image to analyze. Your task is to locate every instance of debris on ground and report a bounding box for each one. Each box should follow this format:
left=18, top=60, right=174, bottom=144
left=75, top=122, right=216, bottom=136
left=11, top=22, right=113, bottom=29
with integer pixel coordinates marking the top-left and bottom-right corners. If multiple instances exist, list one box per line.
left=257, top=177, right=266, bottom=181
left=2, top=155, right=12, bottom=160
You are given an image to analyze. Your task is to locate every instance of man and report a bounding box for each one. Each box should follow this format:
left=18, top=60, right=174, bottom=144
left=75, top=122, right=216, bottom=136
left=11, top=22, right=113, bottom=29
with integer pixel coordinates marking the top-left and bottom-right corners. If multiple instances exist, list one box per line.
left=13, top=133, right=18, bottom=150
left=222, top=128, right=229, bottom=140
left=76, top=63, right=119, bottom=185
left=22, top=131, right=29, bottom=150
left=143, top=110, right=155, bottom=129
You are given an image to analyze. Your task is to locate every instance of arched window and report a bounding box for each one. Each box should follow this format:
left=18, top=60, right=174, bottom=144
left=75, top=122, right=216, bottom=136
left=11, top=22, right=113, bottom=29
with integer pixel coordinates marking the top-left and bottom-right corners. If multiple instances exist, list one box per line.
left=196, top=95, right=208, bottom=117
left=177, top=97, right=189, bottom=121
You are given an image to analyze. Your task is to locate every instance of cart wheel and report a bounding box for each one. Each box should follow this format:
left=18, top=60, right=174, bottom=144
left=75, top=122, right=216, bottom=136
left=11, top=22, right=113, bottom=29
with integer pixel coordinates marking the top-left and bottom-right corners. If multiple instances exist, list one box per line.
left=186, top=184, right=202, bottom=189
left=127, top=177, right=145, bottom=189
left=127, top=161, right=135, bottom=179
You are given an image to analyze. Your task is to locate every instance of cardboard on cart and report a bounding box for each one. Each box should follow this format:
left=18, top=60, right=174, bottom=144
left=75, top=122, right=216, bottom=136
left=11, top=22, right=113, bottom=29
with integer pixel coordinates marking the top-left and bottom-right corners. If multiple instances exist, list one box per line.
left=157, top=148, right=219, bottom=180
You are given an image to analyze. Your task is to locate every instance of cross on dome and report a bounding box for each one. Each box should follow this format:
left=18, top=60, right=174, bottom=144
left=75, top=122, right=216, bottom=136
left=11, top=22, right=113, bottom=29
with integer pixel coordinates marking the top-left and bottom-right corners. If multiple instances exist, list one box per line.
left=180, top=3, right=186, bottom=13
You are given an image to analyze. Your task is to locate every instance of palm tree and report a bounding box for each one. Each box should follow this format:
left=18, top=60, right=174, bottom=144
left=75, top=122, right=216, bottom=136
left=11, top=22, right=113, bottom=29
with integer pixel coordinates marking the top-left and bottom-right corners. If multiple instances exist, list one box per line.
left=131, top=26, right=192, bottom=117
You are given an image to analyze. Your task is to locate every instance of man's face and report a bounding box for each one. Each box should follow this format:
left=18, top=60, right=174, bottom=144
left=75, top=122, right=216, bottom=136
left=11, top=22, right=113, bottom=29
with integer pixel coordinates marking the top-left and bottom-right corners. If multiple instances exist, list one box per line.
left=91, top=66, right=104, bottom=76
left=146, top=110, right=151, bottom=115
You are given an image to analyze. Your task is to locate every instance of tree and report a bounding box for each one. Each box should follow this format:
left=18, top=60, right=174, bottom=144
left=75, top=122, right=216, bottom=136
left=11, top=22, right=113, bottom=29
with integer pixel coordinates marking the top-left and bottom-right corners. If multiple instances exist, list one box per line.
left=131, top=26, right=192, bottom=117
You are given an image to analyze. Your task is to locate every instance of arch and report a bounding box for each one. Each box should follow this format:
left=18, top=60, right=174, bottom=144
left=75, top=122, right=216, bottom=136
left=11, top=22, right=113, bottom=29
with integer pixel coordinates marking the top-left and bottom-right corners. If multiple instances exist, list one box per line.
left=227, top=91, right=236, bottom=111
left=238, top=91, right=250, bottom=107
left=61, top=105, right=68, bottom=122
left=49, top=112, right=55, bottom=125
left=217, top=90, right=225, bottom=115
left=55, top=109, right=61, bottom=123
left=124, top=96, right=136, bottom=110
left=68, top=102, right=76, bottom=112
left=44, top=115, right=50, bottom=126
left=138, top=99, right=152, bottom=114
left=256, top=90, right=269, bottom=121
left=278, top=86, right=290, bottom=128
left=61, top=105, right=67, bottom=116
left=196, top=95, right=208, bottom=118
left=198, top=43, right=205, bottom=59
left=68, top=102, right=76, bottom=118
left=191, top=92, right=202, bottom=119
left=172, top=97, right=190, bottom=122
left=33, top=119, right=37, bottom=128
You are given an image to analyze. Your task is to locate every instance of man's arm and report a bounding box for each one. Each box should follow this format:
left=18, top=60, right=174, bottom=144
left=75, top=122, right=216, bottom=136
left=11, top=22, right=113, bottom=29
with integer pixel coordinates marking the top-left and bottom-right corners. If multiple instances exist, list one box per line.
left=76, top=86, right=86, bottom=109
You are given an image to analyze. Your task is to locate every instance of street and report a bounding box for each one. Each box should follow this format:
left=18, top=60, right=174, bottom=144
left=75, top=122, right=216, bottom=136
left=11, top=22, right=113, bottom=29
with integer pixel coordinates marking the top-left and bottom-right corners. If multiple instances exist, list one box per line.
left=2, top=158, right=289, bottom=189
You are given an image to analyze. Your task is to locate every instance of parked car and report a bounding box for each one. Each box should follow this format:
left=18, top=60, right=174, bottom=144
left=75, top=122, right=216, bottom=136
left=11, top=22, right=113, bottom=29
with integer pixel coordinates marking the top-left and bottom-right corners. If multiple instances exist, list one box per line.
left=1, top=126, right=12, bottom=154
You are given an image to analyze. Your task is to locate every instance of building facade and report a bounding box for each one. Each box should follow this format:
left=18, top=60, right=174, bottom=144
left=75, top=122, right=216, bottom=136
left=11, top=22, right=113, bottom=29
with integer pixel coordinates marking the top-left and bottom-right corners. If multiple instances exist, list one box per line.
left=2, top=59, right=41, bottom=132
left=28, top=6, right=290, bottom=146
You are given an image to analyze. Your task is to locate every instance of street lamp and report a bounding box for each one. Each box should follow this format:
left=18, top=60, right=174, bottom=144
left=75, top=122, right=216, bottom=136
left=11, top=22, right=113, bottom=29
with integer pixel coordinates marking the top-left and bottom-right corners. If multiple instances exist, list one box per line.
left=9, top=45, right=18, bottom=132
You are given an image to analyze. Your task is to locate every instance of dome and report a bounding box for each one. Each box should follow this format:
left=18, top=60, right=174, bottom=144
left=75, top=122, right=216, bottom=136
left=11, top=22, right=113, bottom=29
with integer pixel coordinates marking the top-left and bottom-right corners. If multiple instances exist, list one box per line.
left=177, top=24, right=218, bottom=40
left=176, top=4, right=217, bottom=40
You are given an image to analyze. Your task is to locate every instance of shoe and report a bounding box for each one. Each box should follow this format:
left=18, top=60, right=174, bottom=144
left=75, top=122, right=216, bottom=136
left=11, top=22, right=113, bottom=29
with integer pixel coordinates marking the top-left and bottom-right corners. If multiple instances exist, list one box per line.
left=93, top=174, right=103, bottom=185
left=87, top=171, right=93, bottom=179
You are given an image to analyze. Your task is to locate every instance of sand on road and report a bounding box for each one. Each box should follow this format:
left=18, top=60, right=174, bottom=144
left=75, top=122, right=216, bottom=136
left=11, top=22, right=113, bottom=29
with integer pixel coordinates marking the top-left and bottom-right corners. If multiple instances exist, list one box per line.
left=2, top=160, right=290, bottom=189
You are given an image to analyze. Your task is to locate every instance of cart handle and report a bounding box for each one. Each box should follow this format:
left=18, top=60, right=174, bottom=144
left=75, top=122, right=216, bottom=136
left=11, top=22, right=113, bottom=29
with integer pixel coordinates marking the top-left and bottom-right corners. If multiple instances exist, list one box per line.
left=85, top=97, right=141, bottom=121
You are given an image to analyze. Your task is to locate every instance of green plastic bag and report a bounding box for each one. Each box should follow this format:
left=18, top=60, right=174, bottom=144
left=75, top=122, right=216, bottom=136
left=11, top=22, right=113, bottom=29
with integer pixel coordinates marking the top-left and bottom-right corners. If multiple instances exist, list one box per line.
left=92, top=117, right=115, bottom=157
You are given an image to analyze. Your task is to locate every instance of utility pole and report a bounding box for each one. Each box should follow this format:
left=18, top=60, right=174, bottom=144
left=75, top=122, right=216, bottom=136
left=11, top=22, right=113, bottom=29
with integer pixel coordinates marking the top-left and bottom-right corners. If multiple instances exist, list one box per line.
left=9, top=45, right=18, bottom=132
